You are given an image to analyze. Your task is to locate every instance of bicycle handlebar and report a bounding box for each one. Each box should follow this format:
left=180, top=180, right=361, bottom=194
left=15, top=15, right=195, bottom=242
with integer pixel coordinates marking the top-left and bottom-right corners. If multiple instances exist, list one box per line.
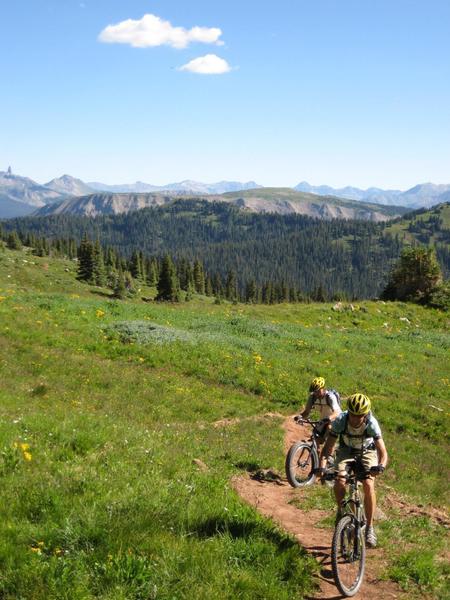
left=294, top=416, right=324, bottom=426
left=318, top=463, right=384, bottom=482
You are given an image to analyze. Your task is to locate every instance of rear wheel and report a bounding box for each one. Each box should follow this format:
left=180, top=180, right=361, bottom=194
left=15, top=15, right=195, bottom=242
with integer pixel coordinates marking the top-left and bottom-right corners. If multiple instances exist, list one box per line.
left=285, top=442, right=318, bottom=488
left=331, top=515, right=366, bottom=597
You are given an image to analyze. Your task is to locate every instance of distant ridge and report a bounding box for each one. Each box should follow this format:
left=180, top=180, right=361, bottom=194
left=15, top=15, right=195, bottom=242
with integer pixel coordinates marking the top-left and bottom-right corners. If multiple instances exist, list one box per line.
left=87, top=179, right=263, bottom=195
left=295, top=181, right=450, bottom=209
left=32, top=188, right=408, bottom=221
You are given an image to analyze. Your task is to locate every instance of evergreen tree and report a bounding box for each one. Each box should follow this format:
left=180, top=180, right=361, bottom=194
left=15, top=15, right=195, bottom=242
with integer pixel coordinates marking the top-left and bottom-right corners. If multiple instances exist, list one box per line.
left=311, top=285, right=327, bottom=302
left=113, top=267, right=127, bottom=299
left=225, top=269, right=238, bottom=301
left=93, top=240, right=106, bottom=286
left=6, top=231, right=22, bottom=250
left=193, top=259, right=206, bottom=294
left=77, top=235, right=95, bottom=282
left=212, top=273, right=223, bottom=297
left=382, top=246, right=442, bottom=304
left=129, top=250, right=143, bottom=280
left=124, top=271, right=136, bottom=296
left=156, top=255, right=180, bottom=301
left=146, top=258, right=158, bottom=287
left=205, top=275, right=213, bottom=296
left=245, top=279, right=257, bottom=303
left=32, top=239, right=45, bottom=257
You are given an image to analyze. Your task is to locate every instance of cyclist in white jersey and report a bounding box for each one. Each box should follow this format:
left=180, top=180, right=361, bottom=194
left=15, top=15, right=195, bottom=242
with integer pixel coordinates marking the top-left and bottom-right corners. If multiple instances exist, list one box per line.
left=296, top=377, right=342, bottom=439
left=318, top=393, right=388, bottom=548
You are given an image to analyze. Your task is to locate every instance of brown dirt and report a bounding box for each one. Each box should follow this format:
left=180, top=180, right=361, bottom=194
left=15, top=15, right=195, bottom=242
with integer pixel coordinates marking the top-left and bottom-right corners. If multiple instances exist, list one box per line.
left=232, top=416, right=409, bottom=599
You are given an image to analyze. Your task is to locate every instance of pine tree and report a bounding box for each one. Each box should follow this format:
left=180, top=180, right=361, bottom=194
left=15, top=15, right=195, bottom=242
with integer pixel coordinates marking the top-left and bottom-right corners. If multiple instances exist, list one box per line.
left=382, top=246, right=442, bottom=304
left=77, top=235, right=95, bottom=282
left=32, top=239, right=45, bottom=257
left=124, top=271, right=136, bottom=296
left=113, top=267, right=127, bottom=299
left=156, top=255, right=180, bottom=301
left=225, top=269, right=238, bottom=301
left=212, top=273, right=223, bottom=297
left=193, top=259, right=206, bottom=294
left=6, top=231, right=22, bottom=250
left=245, top=279, right=257, bottom=303
left=93, top=240, right=106, bottom=286
left=146, top=258, right=158, bottom=287
left=129, top=250, right=143, bottom=280
left=205, top=275, right=213, bottom=296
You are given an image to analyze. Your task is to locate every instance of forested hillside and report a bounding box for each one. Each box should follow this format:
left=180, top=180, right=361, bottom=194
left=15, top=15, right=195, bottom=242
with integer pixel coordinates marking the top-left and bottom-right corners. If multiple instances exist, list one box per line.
left=2, top=200, right=450, bottom=299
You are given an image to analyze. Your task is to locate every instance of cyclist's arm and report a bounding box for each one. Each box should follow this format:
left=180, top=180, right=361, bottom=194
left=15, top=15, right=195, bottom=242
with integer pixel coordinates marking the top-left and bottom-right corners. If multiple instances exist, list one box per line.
left=326, top=392, right=341, bottom=421
left=319, top=434, right=337, bottom=469
left=300, top=395, right=314, bottom=418
left=375, top=437, right=388, bottom=469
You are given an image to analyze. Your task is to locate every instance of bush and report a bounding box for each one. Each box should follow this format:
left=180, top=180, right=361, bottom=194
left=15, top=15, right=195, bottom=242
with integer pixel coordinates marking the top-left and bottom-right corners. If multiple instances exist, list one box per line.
left=428, top=280, right=450, bottom=311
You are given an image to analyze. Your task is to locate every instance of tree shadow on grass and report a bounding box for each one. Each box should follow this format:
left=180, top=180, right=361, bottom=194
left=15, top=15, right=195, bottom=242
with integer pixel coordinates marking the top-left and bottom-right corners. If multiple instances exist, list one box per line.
left=192, top=515, right=303, bottom=553
left=90, top=289, right=114, bottom=298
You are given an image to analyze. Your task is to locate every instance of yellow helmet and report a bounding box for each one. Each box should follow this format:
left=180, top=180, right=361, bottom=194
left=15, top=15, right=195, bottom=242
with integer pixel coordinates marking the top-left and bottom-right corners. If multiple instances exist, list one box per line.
left=309, top=377, right=325, bottom=392
left=347, top=394, right=371, bottom=415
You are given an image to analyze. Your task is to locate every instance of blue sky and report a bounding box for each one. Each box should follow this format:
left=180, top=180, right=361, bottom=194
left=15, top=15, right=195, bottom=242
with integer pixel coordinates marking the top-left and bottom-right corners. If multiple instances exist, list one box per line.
left=1, top=0, right=449, bottom=188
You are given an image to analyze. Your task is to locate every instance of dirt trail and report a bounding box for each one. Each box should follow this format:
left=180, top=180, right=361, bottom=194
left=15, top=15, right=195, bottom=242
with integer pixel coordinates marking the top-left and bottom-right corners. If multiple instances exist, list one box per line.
left=232, top=416, right=406, bottom=599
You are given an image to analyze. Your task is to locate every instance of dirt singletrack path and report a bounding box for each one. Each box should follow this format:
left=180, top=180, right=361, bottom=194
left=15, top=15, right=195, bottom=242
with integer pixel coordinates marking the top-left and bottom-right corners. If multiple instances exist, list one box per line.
left=232, top=416, right=405, bottom=599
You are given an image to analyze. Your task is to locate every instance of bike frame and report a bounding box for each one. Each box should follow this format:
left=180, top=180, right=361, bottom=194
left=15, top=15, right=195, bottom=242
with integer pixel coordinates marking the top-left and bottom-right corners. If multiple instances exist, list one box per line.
left=340, top=473, right=366, bottom=560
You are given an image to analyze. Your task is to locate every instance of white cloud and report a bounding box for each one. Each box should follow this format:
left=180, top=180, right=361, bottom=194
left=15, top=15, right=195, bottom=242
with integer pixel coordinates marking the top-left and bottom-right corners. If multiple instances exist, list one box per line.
left=179, top=54, right=231, bottom=75
left=98, top=14, right=223, bottom=49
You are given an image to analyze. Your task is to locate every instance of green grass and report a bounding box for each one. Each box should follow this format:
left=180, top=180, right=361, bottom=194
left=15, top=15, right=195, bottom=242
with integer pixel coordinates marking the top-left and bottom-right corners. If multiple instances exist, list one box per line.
left=0, top=246, right=448, bottom=598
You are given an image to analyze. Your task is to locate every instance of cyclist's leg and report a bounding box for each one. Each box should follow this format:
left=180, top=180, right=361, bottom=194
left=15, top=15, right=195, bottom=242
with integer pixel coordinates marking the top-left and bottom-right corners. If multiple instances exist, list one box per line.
left=360, top=450, right=378, bottom=527
left=334, top=447, right=353, bottom=511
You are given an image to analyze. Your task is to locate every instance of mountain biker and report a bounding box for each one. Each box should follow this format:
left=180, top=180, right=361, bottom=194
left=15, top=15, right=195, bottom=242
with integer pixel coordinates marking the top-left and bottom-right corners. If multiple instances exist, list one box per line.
left=295, top=377, right=342, bottom=440
left=318, top=393, right=388, bottom=548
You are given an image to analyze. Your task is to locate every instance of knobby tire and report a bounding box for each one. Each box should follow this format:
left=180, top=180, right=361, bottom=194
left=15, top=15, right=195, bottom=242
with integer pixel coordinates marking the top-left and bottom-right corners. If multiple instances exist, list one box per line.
left=331, top=515, right=366, bottom=597
left=285, top=442, right=318, bottom=488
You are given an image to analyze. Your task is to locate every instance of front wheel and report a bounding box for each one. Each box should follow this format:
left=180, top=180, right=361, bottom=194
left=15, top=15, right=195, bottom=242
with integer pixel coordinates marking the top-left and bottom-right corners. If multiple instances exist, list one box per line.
left=285, top=442, right=318, bottom=488
left=331, top=515, right=366, bottom=597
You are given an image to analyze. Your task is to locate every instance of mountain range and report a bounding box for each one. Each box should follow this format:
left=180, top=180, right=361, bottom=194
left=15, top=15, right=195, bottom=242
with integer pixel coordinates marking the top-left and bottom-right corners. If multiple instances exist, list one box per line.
left=1, top=169, right=449, bottom=220
left=87, top=179, right=262, bottom=195
left=294, top=181, right=450, bottom=208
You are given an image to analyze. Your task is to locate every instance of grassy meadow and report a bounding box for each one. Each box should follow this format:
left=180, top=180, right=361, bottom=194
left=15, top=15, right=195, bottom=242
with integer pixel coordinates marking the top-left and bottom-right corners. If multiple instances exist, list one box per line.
left=0, top=246, right=448, bottom=599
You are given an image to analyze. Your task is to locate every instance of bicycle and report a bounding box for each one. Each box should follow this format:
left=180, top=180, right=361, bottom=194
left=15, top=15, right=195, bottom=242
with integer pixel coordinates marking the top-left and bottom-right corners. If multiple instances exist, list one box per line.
left=285, top=417, right=332, bottom=488
left=323, top=459, right=378, bottom=597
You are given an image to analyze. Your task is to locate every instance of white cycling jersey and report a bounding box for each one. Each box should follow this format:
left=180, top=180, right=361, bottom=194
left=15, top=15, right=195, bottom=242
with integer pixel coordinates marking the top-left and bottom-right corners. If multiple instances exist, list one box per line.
left=305, top=390, right=341, bottom=420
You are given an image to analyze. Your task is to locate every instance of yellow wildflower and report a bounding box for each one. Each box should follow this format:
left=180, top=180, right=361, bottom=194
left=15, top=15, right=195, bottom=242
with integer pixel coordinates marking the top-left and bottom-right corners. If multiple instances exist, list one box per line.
left=23, top=451, right=32, bottom=461
left=20, top=443, right=30, bottom=451
left=96, top=309, right=105, bottom=318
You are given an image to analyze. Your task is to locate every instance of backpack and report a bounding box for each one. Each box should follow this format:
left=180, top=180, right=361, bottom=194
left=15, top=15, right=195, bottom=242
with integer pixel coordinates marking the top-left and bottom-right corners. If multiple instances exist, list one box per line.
left=328, top=389, right=342, bottom=410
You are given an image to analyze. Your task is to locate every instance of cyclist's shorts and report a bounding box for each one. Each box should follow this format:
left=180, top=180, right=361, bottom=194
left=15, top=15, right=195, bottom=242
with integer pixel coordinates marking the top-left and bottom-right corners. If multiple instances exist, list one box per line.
left=335, top=446, right=378, bottom=475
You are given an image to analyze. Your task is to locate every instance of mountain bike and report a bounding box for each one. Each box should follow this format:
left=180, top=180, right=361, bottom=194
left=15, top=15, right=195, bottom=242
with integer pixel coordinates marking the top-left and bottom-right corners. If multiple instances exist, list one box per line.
left=324, top=460, right=377, bottom=597
left=285, top=417, right=331, bottom=487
